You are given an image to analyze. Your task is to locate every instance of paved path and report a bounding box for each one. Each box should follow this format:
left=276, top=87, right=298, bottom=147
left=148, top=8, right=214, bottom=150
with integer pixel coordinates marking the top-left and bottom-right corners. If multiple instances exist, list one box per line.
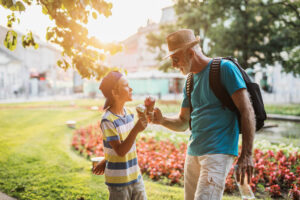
left=267, top=114, right=300, bottom=122
left=0, top=192, right=17, bottom=200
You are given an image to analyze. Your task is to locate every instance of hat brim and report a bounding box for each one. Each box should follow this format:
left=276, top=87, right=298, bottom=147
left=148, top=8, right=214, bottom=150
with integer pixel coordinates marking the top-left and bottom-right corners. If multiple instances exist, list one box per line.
left=163, top=36, right=200, bottom=59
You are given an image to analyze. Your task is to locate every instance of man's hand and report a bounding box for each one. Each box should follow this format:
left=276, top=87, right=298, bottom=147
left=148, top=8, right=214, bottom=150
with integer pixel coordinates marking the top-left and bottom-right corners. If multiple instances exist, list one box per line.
left=135, top=109, right=148, bottom=132
left=152, top=107, right=164, bottom=124
left=92, top=159, right=106, bottom=175
left=236, top=155, right=254, bottom=185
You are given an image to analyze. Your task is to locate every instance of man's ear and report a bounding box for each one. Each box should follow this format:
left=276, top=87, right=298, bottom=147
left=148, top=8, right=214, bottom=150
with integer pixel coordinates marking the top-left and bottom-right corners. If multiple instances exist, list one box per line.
left=188, top=48, right=195, bottom=59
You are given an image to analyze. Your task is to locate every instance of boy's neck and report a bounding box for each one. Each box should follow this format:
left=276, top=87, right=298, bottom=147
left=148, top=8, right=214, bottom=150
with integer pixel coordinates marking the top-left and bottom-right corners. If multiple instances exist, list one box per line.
left=110, top=102, right=125, bottom=116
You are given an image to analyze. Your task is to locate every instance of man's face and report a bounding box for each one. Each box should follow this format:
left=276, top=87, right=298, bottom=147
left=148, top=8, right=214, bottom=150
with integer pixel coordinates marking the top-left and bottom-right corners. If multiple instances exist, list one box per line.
left=170, top=50, right=192, bottom=75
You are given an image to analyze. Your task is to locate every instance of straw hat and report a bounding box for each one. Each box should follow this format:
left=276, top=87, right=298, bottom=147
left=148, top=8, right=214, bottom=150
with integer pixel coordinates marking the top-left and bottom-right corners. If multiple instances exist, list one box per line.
left=164, top=29, right=200, bottom=59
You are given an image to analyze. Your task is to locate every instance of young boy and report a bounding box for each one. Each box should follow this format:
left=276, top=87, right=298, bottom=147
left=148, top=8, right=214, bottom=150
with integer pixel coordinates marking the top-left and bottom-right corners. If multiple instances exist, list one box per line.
left=93, top=71, right=148, bottom=200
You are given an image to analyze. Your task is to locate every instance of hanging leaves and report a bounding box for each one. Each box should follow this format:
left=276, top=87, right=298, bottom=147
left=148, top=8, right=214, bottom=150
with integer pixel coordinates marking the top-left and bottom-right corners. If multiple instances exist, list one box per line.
left=4, top=30, right=17, bottom=51
left=21, top=31, right=38, bottom=49
left=1, top=0, right=123, bottom=80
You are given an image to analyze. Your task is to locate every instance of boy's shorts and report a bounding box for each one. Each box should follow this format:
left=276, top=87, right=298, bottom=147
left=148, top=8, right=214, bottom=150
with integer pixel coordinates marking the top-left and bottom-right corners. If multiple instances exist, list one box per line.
left=108, top=178, right=147, bottom=200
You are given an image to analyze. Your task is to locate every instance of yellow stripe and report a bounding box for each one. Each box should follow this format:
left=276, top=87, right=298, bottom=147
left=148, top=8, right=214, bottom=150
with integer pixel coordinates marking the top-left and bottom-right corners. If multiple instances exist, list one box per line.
left=105, top=171, right=140, bottom=184
left=106, top=113, right=119, bottom=121
left=103, top=128, right=119, bottom=137
left=105, top=151, right=137, bottom=162
left=126, top=107, right=133, bottom=115
left=119, top=130, right=130, bottom=141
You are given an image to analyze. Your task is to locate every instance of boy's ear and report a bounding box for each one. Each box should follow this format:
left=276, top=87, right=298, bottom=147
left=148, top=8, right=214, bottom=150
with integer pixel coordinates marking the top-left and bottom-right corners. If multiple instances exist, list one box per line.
left=111, top=87, right=118, bottom=97
left=111, top=89, right=116, bottom=97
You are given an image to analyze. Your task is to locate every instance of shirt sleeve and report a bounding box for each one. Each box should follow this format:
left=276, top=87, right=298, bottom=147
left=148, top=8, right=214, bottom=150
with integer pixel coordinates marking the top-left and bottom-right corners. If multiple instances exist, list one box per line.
left=100, top=119, right=120, bottom=142
left=220, top=60, right=246, bottom=96
left=181, top=79, right=190, bottom=108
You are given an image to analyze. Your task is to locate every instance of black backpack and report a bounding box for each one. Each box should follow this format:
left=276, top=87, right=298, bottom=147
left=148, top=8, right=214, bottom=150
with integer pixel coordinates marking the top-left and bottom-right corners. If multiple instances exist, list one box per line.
left=186, top=57, right=267, bottom=132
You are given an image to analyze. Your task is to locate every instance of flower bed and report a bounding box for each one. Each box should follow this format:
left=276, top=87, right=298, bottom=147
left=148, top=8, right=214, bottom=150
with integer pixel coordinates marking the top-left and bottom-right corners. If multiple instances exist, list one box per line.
left=72, top=123, right=300, bottom=199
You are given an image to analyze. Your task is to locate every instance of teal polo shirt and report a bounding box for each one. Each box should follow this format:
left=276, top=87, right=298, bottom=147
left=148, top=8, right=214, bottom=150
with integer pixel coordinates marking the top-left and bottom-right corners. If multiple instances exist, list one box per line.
left=182, top=59, right=246, bottom=156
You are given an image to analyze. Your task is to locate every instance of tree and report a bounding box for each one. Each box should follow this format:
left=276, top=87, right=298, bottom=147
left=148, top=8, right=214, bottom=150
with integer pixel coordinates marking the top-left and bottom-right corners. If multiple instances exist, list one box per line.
left=1, top=0, right=123, bottom=80
left=147, top=24, right=178, bottom=72
left=148, top=0, right=300, bottom=75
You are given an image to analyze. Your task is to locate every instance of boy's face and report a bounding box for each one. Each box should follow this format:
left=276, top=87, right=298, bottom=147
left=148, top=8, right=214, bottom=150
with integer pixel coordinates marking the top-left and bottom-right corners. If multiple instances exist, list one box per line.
left=113, top=77, right=133, bottom=102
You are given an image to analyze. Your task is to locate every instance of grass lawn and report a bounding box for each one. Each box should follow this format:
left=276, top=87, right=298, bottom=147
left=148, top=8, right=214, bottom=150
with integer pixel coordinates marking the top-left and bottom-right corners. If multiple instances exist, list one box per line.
left=0, top=100, right=243, bottom=200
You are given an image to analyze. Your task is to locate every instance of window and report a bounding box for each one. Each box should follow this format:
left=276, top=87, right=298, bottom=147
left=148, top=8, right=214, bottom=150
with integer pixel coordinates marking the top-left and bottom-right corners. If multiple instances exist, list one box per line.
left=0, top=72, right=4, bottom=88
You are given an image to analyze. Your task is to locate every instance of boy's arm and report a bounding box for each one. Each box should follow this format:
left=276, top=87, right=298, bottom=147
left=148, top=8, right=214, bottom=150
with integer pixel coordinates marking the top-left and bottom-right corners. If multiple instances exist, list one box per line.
left=109, top=111, right=147, bottom=157
left=93, top=158, right=106, bottom=175
left=153, top=107, right=190, bottom=132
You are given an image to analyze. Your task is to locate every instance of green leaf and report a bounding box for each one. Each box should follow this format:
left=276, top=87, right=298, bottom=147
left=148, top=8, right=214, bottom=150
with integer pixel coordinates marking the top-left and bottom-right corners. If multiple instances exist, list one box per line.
left=57, top=60, right=63, bottom=67
left=62, top=0, right=74, bottom=10
left=107, top=2, right=112, bottom=9
left=5, top=0, right=13, bottom=8
left=42, top=5, right=48, bottom=14
left=15, top=1, right=25, bottom=11
left=92, top=12, right=97, bottom=19
left=7, top=20, right=12, bottom=28
left=22, top=0, right=32, bottom=5
left=46, top=31, right=54, bottom=41
left=4, top=30, right=17, bottom=51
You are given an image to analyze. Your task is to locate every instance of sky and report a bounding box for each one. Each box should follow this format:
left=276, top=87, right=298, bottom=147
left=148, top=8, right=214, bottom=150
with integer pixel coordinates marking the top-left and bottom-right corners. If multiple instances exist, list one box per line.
left=0, top=0, right=173, bottom=43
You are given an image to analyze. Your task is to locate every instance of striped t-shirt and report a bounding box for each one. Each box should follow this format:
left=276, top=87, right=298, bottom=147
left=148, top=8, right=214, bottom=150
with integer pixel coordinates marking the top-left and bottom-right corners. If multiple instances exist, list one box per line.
left=100, top=107, right=141, bottom=186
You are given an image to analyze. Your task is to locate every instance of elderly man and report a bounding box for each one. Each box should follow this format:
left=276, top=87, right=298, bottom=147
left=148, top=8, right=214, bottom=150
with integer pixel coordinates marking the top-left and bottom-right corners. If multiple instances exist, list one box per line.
left=152, top=29, right=255, bottom=200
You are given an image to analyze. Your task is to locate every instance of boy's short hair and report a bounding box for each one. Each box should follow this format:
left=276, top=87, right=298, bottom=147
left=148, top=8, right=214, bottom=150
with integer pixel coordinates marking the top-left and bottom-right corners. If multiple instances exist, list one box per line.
left=99, top=71, right=123, bottom=109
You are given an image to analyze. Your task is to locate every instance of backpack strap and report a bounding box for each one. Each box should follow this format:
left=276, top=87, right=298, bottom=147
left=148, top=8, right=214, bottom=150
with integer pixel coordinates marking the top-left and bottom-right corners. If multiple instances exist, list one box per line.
left=223, top=57, right=252, bottom=83
left=209, top=57, right=236, bottom=111
left=186, top=72, right=194, bottom=130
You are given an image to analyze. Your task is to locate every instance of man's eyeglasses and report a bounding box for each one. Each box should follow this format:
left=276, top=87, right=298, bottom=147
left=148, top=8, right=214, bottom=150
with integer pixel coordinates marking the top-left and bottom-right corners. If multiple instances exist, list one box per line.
left=171, top=56, right=179, bottom=65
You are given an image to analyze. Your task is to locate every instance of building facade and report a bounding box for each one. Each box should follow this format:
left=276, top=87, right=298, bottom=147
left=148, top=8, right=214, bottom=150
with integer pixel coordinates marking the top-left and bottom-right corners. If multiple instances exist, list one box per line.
left=0, top=25, right=78, bottom=99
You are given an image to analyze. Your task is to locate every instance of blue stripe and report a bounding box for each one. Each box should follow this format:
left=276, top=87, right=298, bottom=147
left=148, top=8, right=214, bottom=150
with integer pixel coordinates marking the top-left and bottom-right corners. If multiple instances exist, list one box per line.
left=106, top=135, right=120, bottom=141
left=106, top=158, right=138, bottom=170
left=113, top=114, right=134, bottom=128
left=105, top=175, right=141, bottom=187
left=101, top=118, right=111, bottom=123
left=103, top=140, right=112, bottom=148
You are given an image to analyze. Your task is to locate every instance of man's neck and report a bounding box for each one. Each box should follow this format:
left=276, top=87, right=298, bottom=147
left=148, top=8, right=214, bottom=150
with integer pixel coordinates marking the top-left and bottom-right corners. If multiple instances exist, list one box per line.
left=110, top=102, right=125, bottom=116
left=191, top=54, right=212, bottom=74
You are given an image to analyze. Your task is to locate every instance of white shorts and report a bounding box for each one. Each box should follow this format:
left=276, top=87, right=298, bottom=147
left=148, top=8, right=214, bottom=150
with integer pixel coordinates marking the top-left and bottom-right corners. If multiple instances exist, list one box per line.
left=184, top=154, right=234, bottom=200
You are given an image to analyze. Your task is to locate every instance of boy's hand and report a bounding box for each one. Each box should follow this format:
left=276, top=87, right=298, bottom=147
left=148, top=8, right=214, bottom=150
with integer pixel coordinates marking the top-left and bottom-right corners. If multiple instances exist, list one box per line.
left=152, top=107, right=164, bottom=124
left=136, top=108, right=148, bottom=132
left=92, top=159, right=106, bottom=175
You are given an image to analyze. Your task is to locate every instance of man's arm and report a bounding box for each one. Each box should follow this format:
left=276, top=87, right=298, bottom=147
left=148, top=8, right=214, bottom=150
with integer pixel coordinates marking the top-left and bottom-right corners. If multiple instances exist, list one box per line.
left=153, top=107, right=190, bottom=132
left=231, top=88, right=255, bottom=185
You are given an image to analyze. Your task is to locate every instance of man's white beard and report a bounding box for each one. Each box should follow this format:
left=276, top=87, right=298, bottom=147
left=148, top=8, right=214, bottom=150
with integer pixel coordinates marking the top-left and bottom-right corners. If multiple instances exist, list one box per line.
left=180, top=58, right=192, bottom=75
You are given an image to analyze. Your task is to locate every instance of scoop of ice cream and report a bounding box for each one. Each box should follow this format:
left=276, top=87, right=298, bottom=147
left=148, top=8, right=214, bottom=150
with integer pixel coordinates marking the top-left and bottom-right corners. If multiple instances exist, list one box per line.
left=136, top=104, right=146, bottom=113
left=144, top=96, right=155, bottom=113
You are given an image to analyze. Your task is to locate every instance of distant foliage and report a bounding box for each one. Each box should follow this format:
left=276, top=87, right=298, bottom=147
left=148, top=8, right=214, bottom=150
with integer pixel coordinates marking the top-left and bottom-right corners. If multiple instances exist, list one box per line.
left=148, top=0, right=300, bottom=75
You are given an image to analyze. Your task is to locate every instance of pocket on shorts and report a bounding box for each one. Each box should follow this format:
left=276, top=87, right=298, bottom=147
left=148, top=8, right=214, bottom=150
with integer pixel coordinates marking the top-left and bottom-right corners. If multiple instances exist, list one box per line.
left=207, top=173, right=224, bottom=190
left=206, top=174, right=224, bottom=200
